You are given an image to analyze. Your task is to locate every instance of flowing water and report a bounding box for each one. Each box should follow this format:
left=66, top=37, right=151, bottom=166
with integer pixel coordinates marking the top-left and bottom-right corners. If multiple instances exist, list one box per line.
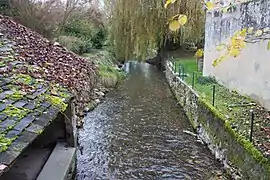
left=76, top=62, right=227, bottom=180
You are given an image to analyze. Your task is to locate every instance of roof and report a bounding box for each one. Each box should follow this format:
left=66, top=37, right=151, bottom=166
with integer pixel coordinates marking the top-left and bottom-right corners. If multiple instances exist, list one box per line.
left=0, top=21, right=73, bottom=174
left=0, top=15, right=97, bottom=120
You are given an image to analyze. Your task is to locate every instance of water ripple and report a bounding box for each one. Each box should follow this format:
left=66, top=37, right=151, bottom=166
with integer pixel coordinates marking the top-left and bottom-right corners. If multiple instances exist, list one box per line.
left=77, top=62, right=227, bottom=180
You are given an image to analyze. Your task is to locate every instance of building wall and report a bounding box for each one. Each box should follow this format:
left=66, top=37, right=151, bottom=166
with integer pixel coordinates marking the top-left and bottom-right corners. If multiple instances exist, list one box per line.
left=204, top=0, right=270, bottom=109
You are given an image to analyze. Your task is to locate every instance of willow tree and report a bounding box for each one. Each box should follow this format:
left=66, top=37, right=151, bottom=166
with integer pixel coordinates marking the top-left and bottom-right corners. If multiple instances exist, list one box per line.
left=107, top=0, right=205, bottom=62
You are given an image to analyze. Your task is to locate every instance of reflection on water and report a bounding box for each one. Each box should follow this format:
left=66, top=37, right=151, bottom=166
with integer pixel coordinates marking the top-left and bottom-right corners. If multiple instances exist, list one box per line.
left=76, top=62, right=226, bottom=180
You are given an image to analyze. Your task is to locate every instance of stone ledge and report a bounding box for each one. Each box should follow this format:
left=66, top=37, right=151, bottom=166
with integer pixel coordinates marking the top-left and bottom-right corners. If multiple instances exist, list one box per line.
left=36, top=142, right=76, bottom=180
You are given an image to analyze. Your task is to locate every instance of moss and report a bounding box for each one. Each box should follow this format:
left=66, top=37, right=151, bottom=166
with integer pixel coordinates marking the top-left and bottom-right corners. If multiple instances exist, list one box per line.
left=168, top=64, right=270, bottom=175
left=12, top=74, right=33, bottom=85
left=0, top=61, right=6, bottom=67
left=48, top=83, right=70, bottom=100
left=45, top=95, right=68, bottom=112
left=6, top=90, right=23, bottom=101
left=0, top=104, right=30, bottom=119
left=87, top=102, right=96, bottom=111
left=6, top=84, right=20, bottom=91
left=0, top=134, right=14, bottom=152
left=198, top=97, right=270, bottom=170
left=59, top=92, right=70, bottom=99
left=36, top=129, right=44, bottom=135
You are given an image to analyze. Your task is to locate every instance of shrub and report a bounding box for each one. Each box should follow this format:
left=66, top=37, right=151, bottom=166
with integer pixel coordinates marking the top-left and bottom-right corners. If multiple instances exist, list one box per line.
left=98, top=64, right=125, bottom=88
left=57, top=35, right=92, bottom=55
left=63, top=19, right=107, bottom=50
left=91, top=28, right=107, bottom=49
left=63, top=19, right=94, bottom=38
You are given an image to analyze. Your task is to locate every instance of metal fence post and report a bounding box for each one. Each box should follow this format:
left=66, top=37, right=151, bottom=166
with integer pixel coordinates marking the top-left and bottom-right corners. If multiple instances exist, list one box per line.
left=250, top=110, right=254, bottom=142
left=178, top=65, right=181, bottom=77
left=182, top=66, right=185, bottom=81
left=212, top=85, right=216, bottom=106
left=192, top=72, right=195, bottom=88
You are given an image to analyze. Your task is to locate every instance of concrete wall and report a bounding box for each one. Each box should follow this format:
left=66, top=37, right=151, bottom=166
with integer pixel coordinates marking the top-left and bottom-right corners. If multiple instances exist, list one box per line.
left=204, top=0, right=270, bottom=109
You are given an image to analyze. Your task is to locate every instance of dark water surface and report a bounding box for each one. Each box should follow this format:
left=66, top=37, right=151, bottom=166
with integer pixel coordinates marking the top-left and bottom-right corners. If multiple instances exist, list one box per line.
left=76, top=62, right=226, bottom=180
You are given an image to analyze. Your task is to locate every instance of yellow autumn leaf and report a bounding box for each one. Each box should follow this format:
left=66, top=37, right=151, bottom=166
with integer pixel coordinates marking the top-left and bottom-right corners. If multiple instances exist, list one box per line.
left=172, top=14, right=180, bottom=20
left=206, top=1, right=214, bottom=10
left=229, top=48, right=240, bottom=57
left=255, top=30, right=263, bottom=36
left=169, top=20, right=180, bottom=31
left=222, top=6, right=229, bottom=13
left=164, top=0, right=176, bottom=8
left=240, top=28, right=247, bottom=37
left=231, top=38, right=238, bottom=47
left=178, top=15, right=187, bottom=25
left=239, top=41, right=246, bottom=48
left=267, top=40, right=270, bottom=50
left=212, top=59, right=218, bottom=67
left=164, top=1, right=170, bottom=8
left=247, top=27, right=254, bottom=34
left=212, top=55, right=226, bottom=67
left=216, top=44, right=226, bottom=51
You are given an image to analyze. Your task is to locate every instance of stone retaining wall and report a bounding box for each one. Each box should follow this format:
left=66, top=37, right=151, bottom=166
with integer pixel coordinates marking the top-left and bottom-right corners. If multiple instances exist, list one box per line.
left=165, top=62, right=270, bottom=179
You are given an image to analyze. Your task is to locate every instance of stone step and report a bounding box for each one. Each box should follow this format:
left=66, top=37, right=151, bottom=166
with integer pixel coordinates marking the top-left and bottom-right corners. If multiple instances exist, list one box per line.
left=37, top=142, right=76, bottom=180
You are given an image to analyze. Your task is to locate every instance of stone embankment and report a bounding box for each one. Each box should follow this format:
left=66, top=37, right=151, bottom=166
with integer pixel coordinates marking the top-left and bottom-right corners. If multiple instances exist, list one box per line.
left=165, top=61, right=270, bottom=179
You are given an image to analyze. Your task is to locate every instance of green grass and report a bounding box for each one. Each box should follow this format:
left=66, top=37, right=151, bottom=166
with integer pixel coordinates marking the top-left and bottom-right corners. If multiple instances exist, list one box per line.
left=173, top=57, right=199, bottom=84
left=172, top=56, right=270, bottom=171
left=82, top=49, right=117, bottom=66
left=173, top=57, right=213, bottom=100
left=172, top=57, right=260, bottom=139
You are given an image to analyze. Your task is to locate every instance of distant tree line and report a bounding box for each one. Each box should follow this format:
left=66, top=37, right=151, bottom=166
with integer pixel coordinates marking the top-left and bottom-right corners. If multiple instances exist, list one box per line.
left=0, top=0, right=108, bottom=55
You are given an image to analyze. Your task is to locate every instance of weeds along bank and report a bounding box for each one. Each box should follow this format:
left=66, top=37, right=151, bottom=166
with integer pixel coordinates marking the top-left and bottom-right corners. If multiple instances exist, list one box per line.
left=77, top=50, right=126, bottom=127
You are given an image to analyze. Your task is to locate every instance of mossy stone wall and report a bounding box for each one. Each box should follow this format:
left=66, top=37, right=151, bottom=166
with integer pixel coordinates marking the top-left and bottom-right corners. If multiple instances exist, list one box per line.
left=165, top=62, right=270, bottom=179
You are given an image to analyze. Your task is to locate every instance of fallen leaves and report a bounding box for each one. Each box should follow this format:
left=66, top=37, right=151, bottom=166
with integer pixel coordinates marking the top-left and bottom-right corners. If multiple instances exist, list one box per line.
left=0, top=15, right=98, bottom=117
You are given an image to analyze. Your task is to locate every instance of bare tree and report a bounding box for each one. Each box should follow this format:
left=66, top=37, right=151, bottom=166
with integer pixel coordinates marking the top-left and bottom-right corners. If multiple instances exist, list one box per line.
left=57, top=0, right=93, bottom=36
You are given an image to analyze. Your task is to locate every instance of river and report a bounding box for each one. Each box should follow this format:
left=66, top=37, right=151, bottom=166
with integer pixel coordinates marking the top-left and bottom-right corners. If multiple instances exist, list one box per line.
left=76, top=62, right=227, bottom=180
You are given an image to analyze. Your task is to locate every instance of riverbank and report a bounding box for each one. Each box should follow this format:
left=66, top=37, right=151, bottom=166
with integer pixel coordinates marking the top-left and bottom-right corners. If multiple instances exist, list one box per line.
left=77, top=50, right=126, bottom=127
left=165, top=59, right=270, bottom=179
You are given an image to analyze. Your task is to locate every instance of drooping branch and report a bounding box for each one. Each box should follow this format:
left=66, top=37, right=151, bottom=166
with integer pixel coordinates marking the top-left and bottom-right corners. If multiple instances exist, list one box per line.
left=107, top=0, right=205, bottom=61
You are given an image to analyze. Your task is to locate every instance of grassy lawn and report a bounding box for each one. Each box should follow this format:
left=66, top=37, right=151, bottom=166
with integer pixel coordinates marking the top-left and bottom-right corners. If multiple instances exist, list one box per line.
left=172, top=57, right=264, bottom=142
left=173, top=57, right=213, bottom=102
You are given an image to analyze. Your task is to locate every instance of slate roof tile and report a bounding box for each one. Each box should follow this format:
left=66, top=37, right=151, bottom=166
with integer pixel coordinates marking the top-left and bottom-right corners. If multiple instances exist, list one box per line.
left=0, top=34, right=72, bottom=174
